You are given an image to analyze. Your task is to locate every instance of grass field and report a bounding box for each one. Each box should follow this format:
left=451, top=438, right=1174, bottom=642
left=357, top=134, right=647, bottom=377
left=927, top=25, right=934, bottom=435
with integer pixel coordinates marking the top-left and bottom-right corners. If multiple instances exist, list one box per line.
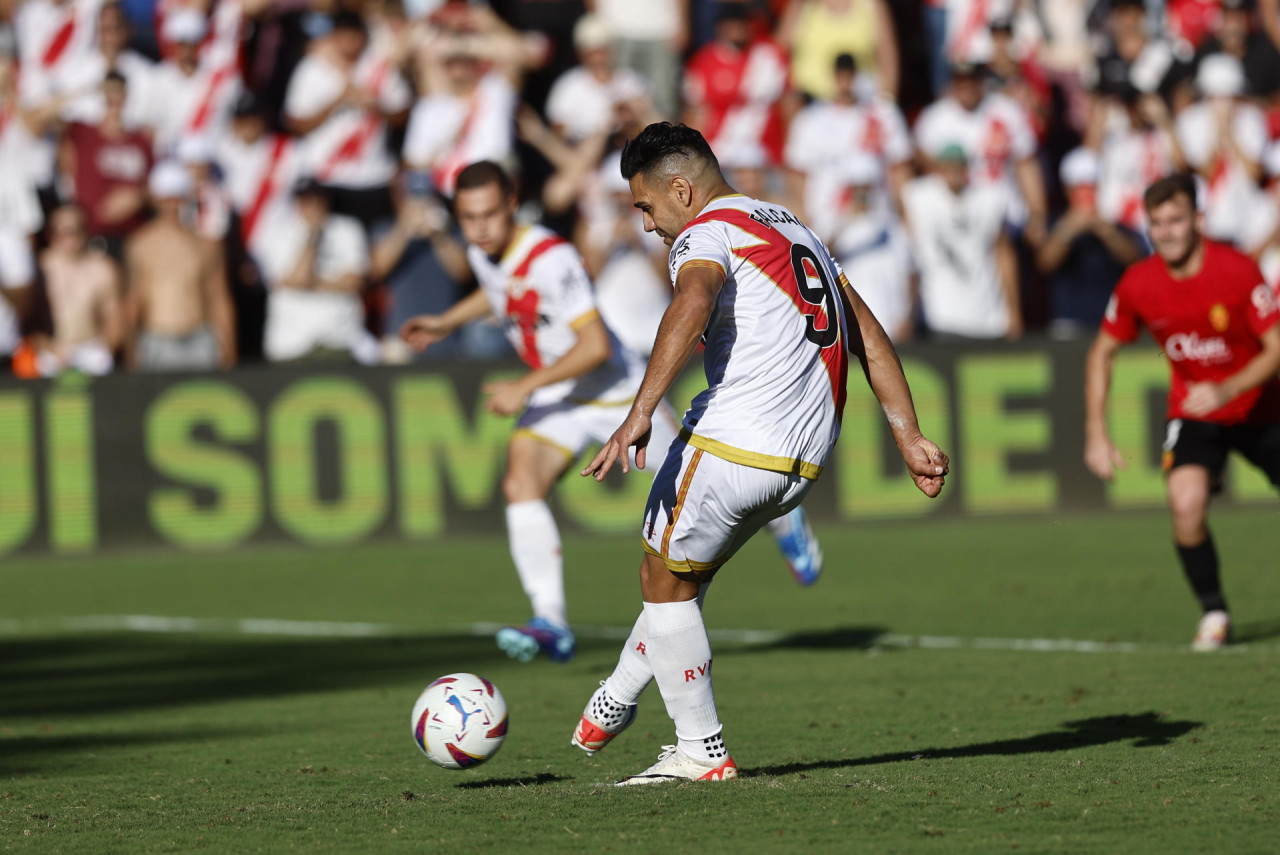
left=3, top=508, right=1278, bottom=853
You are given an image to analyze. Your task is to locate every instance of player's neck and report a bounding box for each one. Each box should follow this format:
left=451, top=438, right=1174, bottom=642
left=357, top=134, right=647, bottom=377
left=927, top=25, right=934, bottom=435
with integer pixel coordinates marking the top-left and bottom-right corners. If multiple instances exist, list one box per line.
left=1162, top=236, right=1205, bottom=280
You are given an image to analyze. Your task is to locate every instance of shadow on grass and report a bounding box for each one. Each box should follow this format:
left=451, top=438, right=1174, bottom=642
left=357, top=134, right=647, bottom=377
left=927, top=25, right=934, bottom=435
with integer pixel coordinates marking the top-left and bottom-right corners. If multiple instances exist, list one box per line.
left=454, top=773, right=569, bottom=789
left=746, top=712, right=1201, bottom=778
left=1234, top=616, right=1280, bottom=644
left=0, top=729, right=253, bottom=775
left=0, top=633, right=621, bottom=719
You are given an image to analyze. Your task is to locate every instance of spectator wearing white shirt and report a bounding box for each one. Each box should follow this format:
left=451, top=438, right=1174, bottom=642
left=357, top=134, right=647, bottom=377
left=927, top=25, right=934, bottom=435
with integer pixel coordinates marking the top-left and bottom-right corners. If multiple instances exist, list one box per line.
left=784, top=53, right=912, bottom=243
left=1176, top=53, right=1274, bottom=253
left=589, top=0, right=686, bottom=118
left=258, top=178, right=378, bottom=364
left=914, top=60, right=1048, bottom=245
left=401, top=12, right=526, bottom=198
left=148, top=9, right=243, bottom=158
left=284, top=11, right=411, bottom=227
left=902, top=143, right=1021, bottom=340
left=831, top=153, right=915, bottom=343
left=1096, top=84, right=1187, bottom=233
left=56, top=2, right=155, bottom=128
left=545, top=15, right=650, bottom=145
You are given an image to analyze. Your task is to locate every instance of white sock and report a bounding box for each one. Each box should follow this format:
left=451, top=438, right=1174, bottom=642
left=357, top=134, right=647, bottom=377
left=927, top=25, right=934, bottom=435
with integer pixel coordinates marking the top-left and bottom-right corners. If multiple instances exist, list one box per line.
left=643, top=598, right=724, bottom=763
left=604, top=584, right=709, bottom=705
left=505, top=500, right=566, bottom=627
left=604, top=612, right=652, bottom=705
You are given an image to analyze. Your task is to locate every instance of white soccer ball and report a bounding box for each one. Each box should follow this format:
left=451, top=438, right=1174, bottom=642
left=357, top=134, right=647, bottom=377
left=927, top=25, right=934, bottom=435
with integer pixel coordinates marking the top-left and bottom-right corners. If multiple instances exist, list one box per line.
left=411, top=673, right=508, bottom=769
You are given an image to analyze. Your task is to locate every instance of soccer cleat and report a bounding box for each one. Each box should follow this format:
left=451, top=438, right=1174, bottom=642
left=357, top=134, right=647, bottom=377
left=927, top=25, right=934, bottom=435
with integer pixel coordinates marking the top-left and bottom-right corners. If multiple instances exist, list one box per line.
left=615, top=745, right=739, bottom=786
left=495, top=617, right=576, bottom=663
left=770, top=506, right=824, bottom=586
left=571, top=683, right=637, bottom=755
left=1191, top=610, right=1231, bottom=651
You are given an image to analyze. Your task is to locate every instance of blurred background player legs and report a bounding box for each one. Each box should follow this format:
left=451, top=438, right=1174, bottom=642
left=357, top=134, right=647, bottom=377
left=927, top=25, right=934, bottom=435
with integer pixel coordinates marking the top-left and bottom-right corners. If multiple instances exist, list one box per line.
left=765, top=506, right=823, bottom=585
left=496, top=400, right=682, bottom=663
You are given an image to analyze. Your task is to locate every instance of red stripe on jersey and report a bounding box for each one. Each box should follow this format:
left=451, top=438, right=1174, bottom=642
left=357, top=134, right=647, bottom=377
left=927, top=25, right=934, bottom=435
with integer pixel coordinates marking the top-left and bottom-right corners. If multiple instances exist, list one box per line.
left=504, top=235, right=569, bottom=369
left=681, top=206, right=849, bottom=420
left=41, top=15, right=76, bottom=68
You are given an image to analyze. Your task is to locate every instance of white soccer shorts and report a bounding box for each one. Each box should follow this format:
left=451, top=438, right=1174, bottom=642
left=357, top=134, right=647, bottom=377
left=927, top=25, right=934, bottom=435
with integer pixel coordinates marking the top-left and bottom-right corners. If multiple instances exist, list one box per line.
left=640, top=438, right=815, bottom=580
left=515, top=398, right=681, bottom=468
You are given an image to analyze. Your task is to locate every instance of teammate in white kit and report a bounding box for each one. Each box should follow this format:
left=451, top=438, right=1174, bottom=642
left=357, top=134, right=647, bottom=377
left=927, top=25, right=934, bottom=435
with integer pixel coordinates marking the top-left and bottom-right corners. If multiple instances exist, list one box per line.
left=573, top=124, right=949, bottom=784
left=399, top=161, right=827, bottom=665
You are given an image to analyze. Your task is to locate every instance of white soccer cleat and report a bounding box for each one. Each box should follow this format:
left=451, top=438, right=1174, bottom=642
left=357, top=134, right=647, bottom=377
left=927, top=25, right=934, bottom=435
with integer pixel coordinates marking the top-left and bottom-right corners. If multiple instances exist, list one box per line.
left=614, top=744, right=739, bottom=786
left=571, top=683, right=637, bottom=755
left=1191, top=610, right=1231, bottom=651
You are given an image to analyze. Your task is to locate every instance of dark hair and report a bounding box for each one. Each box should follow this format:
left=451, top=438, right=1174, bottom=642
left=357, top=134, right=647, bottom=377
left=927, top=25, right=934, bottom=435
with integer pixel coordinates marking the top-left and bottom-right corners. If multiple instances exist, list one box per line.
left=834, top=53, right=856, bottom=73
left=1143, top=173, right=1197, bottom=212
left=455, top=160, right=515, bottom=197
left=103, top=70, right=127, bottom=86
left=331, top=10, right=367, bottom=34
left=619, top=122, right=720, bottom=181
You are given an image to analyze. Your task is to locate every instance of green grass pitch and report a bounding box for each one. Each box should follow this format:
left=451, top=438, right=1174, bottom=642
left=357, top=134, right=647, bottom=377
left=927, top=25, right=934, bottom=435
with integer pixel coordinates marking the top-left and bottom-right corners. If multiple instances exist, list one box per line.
left=3, top=509, right=1278, bottom=853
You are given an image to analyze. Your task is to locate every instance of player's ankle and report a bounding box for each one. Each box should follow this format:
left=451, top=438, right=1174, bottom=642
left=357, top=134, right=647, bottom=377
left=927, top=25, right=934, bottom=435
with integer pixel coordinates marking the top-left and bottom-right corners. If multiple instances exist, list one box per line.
left=678, top=730, right=729, bottom=765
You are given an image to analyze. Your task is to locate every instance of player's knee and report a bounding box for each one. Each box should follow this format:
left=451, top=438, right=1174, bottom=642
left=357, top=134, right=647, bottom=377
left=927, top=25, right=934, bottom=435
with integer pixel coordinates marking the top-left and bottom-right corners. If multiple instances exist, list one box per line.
left=502, top=473, right=537, bottom=504
left=1167, top=484, right=1208, bottom=530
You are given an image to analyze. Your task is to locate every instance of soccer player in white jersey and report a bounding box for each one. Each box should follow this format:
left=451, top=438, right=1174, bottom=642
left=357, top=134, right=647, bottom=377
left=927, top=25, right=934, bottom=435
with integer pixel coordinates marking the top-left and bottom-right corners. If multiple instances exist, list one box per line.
left=400, top=160, right=830, bottom=664
left=400, top=161, right=665, bottom=664
left=574, top=124, right=949, bottom=785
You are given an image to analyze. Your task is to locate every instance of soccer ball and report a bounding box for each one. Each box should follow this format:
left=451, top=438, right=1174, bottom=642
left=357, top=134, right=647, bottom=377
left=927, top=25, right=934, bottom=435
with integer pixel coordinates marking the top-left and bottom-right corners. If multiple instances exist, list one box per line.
left=411, top=673, right=508, bottom=769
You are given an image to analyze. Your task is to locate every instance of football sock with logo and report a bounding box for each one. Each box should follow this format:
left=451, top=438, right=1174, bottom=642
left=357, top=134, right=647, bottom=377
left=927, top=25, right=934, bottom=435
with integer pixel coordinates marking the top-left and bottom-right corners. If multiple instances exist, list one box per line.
left=603, top=612, right=652, bottom=705
left=505, top=500, right=567, bottom=628
left=603, top=584, right=710, bottom=706
left=1176, top=533, right=1227, bottom=614
left=643, top=598, right=724, bottom=764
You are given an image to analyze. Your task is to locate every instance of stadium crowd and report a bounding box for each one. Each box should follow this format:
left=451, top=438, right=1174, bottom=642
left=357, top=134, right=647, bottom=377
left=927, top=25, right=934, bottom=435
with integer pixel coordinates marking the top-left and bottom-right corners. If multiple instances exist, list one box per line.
left=2, top=0, right=1280, bottom=374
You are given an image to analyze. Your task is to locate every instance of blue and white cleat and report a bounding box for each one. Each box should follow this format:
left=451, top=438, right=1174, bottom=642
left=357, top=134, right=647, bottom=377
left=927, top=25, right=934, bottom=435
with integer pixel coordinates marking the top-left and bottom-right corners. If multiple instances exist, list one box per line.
left=496, top=617, right=577, bottom=663
left=769, top=506, right=824, bottom=586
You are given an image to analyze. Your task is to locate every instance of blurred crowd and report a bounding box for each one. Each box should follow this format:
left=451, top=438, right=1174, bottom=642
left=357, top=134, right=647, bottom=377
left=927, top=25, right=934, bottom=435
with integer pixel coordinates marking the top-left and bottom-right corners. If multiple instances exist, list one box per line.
left=3, top=0, right=1280, bottom=375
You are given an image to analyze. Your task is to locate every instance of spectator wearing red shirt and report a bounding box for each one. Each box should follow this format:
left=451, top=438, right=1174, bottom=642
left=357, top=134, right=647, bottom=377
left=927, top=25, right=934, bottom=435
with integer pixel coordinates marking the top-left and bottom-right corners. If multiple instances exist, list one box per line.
left=60, top=70, right=154, bottom=255
left=1085, top=173, right=1280, bottom=651
left=682, top=3, right=788, bottom=171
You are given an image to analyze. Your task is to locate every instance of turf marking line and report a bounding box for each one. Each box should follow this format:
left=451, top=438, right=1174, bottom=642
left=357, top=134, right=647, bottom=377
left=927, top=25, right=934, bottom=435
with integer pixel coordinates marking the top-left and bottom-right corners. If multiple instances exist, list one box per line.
left=0, top=615, right=1273, bottom=654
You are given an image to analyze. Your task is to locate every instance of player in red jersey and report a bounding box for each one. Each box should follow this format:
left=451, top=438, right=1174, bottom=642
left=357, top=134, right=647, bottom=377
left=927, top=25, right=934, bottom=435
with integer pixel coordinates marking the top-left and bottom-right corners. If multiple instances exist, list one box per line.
left=1085, top=173, right=1280, bottom=650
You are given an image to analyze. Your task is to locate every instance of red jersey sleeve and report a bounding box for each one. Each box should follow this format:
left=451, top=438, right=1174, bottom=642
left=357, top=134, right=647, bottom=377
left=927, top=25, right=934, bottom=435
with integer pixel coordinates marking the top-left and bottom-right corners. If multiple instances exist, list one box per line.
left=1100, top=273, right=1141, bottom=343
left=1242, top=260, right=1280, bottom=338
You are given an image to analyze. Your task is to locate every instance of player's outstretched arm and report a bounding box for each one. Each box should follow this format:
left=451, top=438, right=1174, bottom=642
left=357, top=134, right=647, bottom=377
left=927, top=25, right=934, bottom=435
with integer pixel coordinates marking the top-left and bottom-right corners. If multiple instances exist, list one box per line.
left=581, top=264, right=723, bottom=481
left=483, top=314, right=614, bottom=415
left=1083, top=329, right=1126, bottom=481
left=399, top=288, right=492, bottom=352
left=841, top=279, right=948, bottom=497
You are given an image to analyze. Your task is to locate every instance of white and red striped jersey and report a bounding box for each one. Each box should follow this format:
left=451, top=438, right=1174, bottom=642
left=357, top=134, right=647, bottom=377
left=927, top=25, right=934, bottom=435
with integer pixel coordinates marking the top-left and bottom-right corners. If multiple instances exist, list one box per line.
left=785, top=95, right=911, bottom=241
left=1097, top=126, right=1177, bottom=232
left=218, top=130, right=303, bottom=259
left=1176, top=101, right=1271, bottom=249
left=467, top=224, right=641, bottom=408
left=401, top=72, right=516, bottom=197
left=149, top=57, right=243, bottom=155
left=668, top=194, right=851, bottom=480
left=683, top=38, right=789, bottom=169
left=154, top=0, right=244, bottom=67
left=14, top=0, right=104, bottom=102
left=284, top=51, right=411, bottom=190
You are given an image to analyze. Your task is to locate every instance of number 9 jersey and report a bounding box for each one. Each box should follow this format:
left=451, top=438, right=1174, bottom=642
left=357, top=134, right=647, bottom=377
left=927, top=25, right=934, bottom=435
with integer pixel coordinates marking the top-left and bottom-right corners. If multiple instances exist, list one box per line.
left=669, top=194, right=851, bottom=481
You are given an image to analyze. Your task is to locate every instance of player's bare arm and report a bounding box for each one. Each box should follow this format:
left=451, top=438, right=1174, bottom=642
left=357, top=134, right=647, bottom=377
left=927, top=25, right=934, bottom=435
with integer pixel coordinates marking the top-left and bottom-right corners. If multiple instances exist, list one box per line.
left=483, top=314, right=614, bottom=416
left=581, top=264, right=723, bottom=481
left=1184, top=324, right=1280, bottom=417
left=399, top=288, right=492, bottom=352
left=841, top=278, right=949, bottom=498
left=1083, top=329, right=1126, bottom=481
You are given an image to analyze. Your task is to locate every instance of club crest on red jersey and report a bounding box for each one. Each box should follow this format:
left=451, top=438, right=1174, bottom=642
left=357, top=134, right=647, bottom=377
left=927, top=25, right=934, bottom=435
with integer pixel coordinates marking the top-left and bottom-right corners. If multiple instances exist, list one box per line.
left=1209, top=304, right=1230, bottom=333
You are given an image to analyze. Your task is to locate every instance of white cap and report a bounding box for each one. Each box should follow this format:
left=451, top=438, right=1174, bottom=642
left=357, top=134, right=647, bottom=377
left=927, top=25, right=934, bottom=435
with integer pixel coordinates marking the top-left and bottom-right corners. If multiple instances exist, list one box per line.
left=844, top=151, right=883, bottom=187
left=573, top=14, right=611, bottom=51
left=164, top=9, right=208, bottom=45
left=599, top=152, right=630, bottom=194
left=174, top=134, right=215, bottom=165
left=149, top=160, right=194, bottom=199
left=1197, top=53, right=1245, bottom=97
left=1059, top=147, right=1099, bottom=187
left=1265, top=142, right=1280, bottom=178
